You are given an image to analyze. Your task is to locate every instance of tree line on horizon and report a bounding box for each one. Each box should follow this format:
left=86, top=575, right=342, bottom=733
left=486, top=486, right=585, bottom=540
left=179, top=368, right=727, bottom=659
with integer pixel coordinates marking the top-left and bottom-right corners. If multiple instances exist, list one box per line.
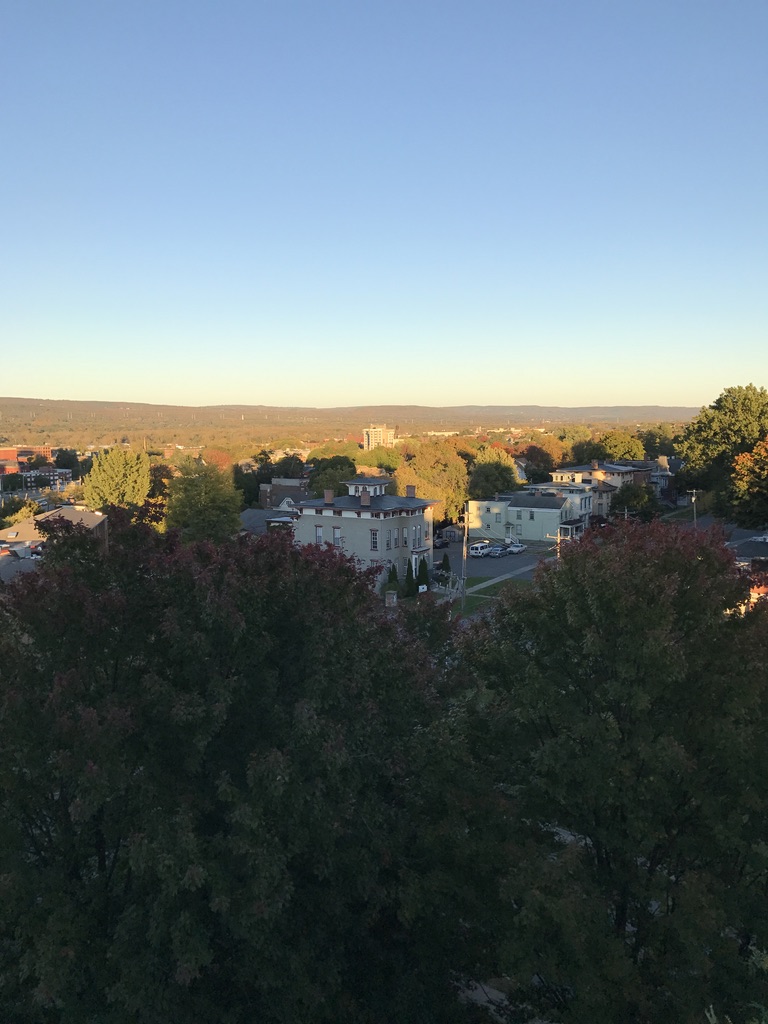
left=3, top=383, right=768, bottom=532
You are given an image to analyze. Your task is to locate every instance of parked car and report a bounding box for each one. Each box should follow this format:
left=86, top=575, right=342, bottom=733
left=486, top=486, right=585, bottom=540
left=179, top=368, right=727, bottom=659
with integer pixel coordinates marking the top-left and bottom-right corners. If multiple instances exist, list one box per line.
left=469, top=542, right=492, bottom=558
left=433, top=535, right=449, bottom=549
left=506, top=542, right=527, bottom=554
left=488, top=546, right=507, bottom=558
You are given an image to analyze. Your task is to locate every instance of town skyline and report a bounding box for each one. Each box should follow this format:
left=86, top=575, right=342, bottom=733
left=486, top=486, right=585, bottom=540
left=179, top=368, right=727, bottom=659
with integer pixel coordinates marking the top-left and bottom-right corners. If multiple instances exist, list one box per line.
left=3, top=1, right=766, bottom=409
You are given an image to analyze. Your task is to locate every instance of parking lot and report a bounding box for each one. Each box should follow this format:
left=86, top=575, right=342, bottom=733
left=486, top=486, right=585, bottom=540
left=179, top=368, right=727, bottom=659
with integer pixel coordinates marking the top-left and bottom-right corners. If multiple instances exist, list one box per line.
left=435, top=538, right=552, bottom=582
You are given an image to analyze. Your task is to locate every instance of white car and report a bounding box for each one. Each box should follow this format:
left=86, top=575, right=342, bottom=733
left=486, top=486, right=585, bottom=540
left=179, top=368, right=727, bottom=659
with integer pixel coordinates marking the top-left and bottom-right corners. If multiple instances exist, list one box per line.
left=506, top=542, right=527, bottom=554
left=469, top=542, right=492, bottom=557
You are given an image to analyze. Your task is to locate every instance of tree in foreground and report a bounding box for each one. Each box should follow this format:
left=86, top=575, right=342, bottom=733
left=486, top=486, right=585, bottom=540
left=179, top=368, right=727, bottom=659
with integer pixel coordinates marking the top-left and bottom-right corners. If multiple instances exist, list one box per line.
left=0, top=519, right=501, bottom=1024
left=464, top=521, right=768, bottom=1023
left=165, top=458, right=242, bottom=542
left=82, top=447, right=151, bottom=511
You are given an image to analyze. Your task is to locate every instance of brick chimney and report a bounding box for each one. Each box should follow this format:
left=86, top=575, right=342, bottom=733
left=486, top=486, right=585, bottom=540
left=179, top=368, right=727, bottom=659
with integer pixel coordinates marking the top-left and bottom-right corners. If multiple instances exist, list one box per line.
left=324, top=489, right=334, bottom=505
left=360, top=489, right=371, bottom=507
left=591, top=461, right=599, bottom=470
left=406, top=485, right=416, bottom=498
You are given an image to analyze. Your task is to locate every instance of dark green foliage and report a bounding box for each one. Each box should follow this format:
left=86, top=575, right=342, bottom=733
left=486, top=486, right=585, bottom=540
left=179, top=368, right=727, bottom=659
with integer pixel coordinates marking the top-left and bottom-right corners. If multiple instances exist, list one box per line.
left=232, top=463, right=261, bottom=506
left=570, top=438, right=608, bottom=464
left=609, top=481, right=660, bottom=521
left=677, top=384, right=768, bottom=492
left=467, top=461, right=519, bottom=499
left=0, top=472, right=23, bottom=492
left=441, top=552, right=451, bottom=574
left=599, top=429, right=645, bottom=461
left=464, top=522, right=768, bottom=1023
left=271, top=454, right=305, bottom=478
left=54, top=448, right=83, bottom=479
left=404, top=559, right=418, bottom=597
left=417, top=557, right=430, bottom=589
left=165, top=459, right=241, bottom=542
left=637, top=422, right=677, bottom=458
left=308, top=456, right=356, bottom=498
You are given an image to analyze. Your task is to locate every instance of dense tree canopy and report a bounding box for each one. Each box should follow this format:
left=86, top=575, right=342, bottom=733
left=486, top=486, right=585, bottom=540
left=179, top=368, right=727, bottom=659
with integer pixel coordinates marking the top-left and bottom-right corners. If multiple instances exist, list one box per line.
left=677, top=384, right=768, bottom=490
left=0, top=519, right=498, bottom=1024
left=463, top=522, right=768, bottom=1023
left=82, top=447, right=151, bottom=511
left=165, top=459, right=242, bottom=542
left=395, top=439, right=468, bottom=522
left=466, top=446, right=520, bottom=498
left=609, top=481, right=659, bottom=520
left=637, top=422, right=677, bottom=458
left=729, top=437, right=768, bottom=529
left=599, top=429, right=645, bottom=461
left=308, top=455, right=357, bottom=497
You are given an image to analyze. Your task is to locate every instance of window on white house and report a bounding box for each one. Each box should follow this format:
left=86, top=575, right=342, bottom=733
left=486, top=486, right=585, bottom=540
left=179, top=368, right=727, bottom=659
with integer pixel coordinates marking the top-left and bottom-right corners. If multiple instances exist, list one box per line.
left=333, top=527, right=341, bottom=547
left=485, top=506, right=491, bottom=513
left=495, top=512, right=501, bottom=522
left=529, top=511, right=535, bottom=520
left=370, top=530, right=379, bottom=551
left=386, top=530, right=391, bottom=550
left=393, top=528, right=399, bottom=547
left=516, top=510, right=522, bottom=520
left=315, top=525, right=323, bottom=544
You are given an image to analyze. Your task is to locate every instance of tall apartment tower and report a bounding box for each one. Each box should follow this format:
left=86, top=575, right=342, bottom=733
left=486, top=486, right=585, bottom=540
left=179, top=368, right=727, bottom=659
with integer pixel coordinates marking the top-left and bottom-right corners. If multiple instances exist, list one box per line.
left=363, top=424, right=395, bottom=450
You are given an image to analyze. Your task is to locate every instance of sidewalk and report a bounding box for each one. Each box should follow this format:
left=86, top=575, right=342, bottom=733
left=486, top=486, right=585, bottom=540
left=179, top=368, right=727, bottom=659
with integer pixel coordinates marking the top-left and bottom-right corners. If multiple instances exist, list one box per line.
left=465, top=561, right=540, bottom=594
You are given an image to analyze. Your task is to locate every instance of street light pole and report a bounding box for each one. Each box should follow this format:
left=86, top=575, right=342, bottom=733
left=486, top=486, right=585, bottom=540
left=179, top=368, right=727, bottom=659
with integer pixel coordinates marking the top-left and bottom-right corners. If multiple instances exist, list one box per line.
left=687, top=489, right=698, bottom=528
left=461, top=500, right=468, bottom=614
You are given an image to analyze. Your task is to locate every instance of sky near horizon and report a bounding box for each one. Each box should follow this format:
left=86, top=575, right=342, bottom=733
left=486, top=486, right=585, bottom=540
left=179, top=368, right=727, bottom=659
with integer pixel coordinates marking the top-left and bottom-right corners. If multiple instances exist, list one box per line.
left=1, top=0, right=766, bottom=410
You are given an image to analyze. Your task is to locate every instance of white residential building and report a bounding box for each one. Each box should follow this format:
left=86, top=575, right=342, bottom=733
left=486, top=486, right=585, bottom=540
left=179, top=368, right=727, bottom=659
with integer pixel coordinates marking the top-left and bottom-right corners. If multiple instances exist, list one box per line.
left=293, top=477, right=436, bottom=583
left=468, top=485, right=592, bottom=544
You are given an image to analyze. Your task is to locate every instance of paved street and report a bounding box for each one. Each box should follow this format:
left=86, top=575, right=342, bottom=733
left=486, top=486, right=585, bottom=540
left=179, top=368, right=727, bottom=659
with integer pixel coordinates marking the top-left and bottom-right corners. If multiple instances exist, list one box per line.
left=435, top=539, right=551, bottom=586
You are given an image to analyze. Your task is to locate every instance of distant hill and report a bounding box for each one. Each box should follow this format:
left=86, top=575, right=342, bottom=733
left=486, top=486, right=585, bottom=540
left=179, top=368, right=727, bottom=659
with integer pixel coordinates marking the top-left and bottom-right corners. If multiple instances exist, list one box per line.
left=0, top=396, right=699, bottom=450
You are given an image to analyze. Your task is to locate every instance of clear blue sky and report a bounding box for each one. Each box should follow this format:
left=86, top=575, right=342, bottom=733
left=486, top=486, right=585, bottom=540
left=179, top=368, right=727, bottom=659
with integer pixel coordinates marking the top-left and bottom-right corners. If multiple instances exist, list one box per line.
left=2, top=0, right=766, bottom=409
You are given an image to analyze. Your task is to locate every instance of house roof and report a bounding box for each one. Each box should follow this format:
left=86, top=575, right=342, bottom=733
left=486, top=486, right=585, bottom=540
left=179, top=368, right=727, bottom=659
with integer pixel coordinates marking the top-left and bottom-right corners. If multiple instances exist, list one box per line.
left=0, top=506, right=107, bottom=544
left=555, top=463, right=637, bottom=475
left=296, top=494, right=434, bottom=513
left=505, top=494, right=567, bottom=511
left=341, top=476, right=391, bottom=487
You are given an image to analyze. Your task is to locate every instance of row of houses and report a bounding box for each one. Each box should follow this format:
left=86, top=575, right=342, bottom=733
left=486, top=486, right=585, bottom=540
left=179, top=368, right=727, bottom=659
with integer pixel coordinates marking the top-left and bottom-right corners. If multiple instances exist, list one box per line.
left=467, top=459, right=675, bottom=545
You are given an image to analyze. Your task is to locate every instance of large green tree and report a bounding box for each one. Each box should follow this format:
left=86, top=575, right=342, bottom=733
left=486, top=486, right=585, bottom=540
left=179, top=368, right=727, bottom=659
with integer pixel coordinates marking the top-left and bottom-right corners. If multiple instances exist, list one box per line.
left=308, top=455, right=357, bottom=497
left=165, top=459, right=242, bottom=542
left=600, top=429, right=645, bottom=461
left=609, top=481, right=660, bottom=521
left=82, top=447, right=151, bottom=510
left=395, top=439, right=468, bottom=522
left=464, top=522, right=768, bottom=1023
left=677, top=384, right=768, bottom=493
left=0, top=518, right=500, bottom=1024
left=729, top=436, right=768, bottom=529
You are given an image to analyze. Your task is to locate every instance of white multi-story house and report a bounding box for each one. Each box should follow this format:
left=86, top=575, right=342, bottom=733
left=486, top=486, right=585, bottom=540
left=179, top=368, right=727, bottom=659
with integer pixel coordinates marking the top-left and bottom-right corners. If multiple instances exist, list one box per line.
left=468, top=484, right=592, bottom=544
left=293, top=477, right=436, bottom=583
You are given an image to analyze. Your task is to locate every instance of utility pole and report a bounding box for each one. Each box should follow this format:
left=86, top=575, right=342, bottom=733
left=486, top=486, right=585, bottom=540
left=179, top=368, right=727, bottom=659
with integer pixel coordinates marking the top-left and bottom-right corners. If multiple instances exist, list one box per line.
left=461, top=499, right=469, bottom=614
left=545, top=528, right=562, bottom=560
left=687, top=489, right=698, bottom=528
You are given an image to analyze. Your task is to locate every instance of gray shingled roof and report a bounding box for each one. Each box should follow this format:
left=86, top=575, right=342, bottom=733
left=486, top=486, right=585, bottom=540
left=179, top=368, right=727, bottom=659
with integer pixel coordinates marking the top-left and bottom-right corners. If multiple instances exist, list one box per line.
left=296, top=494, right=433, bottom=512
left=505, top=493, right=567, bottom=510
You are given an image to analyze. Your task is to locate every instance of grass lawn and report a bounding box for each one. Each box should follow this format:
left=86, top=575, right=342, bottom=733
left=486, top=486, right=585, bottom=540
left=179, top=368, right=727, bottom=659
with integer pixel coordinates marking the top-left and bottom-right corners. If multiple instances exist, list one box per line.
left=453, top=576, right=532, bottom=617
